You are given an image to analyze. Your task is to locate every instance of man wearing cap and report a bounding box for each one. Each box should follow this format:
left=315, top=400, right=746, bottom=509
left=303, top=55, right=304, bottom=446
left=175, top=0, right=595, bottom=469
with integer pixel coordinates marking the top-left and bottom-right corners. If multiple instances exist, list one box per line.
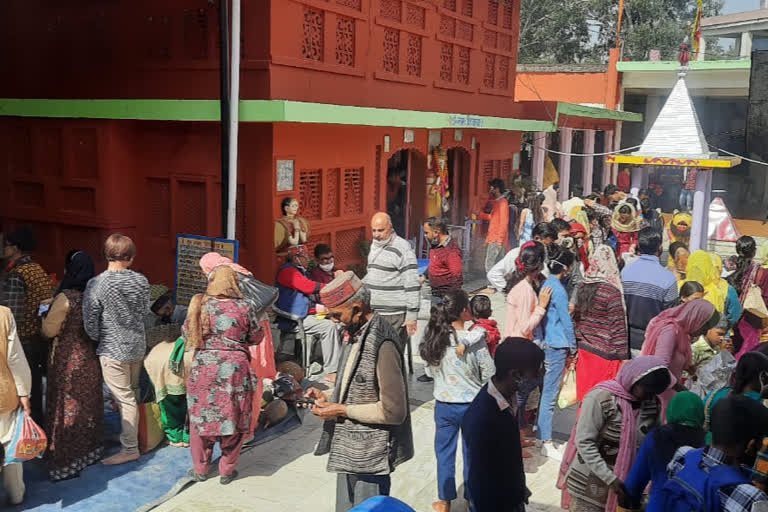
left=0, top=226, right=52, bottom=423
left=304, top=271, right=413, bottom=511
left=274, top=245, right=342, bottom=381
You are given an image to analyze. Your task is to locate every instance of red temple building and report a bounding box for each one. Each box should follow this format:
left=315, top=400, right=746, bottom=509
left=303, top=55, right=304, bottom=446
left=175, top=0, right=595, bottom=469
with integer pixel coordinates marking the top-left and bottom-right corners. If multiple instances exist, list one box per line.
left=0, top=0, right=640, bottom=284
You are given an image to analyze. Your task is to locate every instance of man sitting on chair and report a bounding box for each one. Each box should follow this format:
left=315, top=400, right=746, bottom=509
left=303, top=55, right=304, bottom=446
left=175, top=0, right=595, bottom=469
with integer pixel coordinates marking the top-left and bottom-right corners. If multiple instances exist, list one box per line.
left=274, top=245, right=342, bottom=382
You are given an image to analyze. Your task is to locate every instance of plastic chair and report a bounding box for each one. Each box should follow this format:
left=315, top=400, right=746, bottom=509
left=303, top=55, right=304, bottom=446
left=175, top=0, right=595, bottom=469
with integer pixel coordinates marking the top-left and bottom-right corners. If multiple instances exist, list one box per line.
left=273, top=311, right=313, bottom=374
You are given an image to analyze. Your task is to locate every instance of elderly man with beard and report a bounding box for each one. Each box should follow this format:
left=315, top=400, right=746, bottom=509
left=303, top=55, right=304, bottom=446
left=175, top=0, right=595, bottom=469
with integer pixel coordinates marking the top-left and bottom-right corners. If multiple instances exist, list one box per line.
left=303, top=272, right=413, bottom=512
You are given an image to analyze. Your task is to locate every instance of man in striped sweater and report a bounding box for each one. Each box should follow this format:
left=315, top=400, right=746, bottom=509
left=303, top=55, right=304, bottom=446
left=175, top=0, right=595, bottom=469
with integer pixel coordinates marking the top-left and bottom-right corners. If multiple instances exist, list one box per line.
left=364, top=213, right=421, bottom=340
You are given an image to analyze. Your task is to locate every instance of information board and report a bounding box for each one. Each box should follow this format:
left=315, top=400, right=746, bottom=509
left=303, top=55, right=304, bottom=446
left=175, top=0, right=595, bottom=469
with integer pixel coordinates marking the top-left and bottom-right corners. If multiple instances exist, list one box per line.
left=174, top=234, right=239, bottom=306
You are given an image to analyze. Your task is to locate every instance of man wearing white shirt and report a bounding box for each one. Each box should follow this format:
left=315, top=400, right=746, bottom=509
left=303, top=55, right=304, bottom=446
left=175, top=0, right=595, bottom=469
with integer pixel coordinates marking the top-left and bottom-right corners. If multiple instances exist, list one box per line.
left=487, top=223, right=558, bottom=293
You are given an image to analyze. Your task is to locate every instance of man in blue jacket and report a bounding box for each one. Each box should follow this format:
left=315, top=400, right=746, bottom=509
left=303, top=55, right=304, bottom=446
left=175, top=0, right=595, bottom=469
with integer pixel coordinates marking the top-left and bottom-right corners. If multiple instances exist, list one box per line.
left=462, top=338, right=545, bottom=512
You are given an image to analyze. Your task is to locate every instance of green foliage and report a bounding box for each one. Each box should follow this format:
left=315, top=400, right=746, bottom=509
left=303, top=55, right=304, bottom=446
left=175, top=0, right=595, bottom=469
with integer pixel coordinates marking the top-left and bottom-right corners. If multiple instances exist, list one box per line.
left=519, top=0, right=724, bottom=64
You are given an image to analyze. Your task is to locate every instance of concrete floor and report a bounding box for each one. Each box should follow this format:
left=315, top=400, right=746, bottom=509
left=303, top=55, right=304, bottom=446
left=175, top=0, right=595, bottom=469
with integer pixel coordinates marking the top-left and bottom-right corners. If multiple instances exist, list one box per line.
left=151, top=290, right=570, bottom=512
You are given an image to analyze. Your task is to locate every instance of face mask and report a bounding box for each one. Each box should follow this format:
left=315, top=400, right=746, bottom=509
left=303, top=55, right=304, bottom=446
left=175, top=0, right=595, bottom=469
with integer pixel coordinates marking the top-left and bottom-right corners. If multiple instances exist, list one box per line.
left=372, top=235, right=392, bottom=248
left=319, top=262, right=334, bottom=272
left=428, top=237, right=440, bottom=248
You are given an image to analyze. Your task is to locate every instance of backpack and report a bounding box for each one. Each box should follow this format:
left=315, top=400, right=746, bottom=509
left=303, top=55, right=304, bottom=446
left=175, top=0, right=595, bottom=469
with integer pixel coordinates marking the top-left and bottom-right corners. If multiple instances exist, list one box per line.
left=659, top=448, right=750, bottom=512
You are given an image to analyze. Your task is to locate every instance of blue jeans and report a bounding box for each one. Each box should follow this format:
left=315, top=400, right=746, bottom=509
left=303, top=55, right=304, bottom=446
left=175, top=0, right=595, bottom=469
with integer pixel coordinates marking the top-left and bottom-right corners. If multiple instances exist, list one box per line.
left=516, top=378, right=540, bottom=428
left=679, top=188, right=694, bottom=211
left=434, top=401, right=471, bottom=502
left=537, top=347, right=569, bottom=442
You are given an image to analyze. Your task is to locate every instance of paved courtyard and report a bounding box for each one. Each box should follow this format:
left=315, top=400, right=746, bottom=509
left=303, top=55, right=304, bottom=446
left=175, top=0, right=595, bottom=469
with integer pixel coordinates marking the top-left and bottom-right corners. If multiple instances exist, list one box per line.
left=152, top=290, right=570, bottom=512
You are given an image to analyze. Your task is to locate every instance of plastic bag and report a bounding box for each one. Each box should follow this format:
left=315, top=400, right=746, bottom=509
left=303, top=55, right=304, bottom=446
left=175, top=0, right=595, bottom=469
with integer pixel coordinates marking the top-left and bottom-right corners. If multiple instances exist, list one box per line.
left=4, top=408, right=47, bottom=465
left=686, top=350, right=737, bottom=400
left=138, top=402, right=164, bottom=454
left=558, top=361, right=577, bottom=409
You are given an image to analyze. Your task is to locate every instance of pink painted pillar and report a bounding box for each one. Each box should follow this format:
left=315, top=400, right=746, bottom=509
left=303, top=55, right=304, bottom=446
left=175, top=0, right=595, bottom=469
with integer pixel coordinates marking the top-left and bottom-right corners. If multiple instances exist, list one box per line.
left=583, top=129, right=595, bottom=196
left=690, top=168, right=712, bottom=252
left=602, top=129, right=614, bottom=189
left=559, top=127, right=573, bottom=202
left=532, top=132, right=548, bottom=190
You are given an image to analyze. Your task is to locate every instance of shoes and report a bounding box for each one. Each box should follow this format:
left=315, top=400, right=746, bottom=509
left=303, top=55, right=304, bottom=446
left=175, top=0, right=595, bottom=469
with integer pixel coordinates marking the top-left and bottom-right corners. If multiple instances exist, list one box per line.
left=187, top=469, right=208, bottom=482
left=101, top=451, right=140, bottom=465
left=432, top=500, right=451, bottom=512
left=417, top=374, right=434, bottom=383
left=541, top=441, right=565, bottom=462
left=220, top=470, right=239, bottom=485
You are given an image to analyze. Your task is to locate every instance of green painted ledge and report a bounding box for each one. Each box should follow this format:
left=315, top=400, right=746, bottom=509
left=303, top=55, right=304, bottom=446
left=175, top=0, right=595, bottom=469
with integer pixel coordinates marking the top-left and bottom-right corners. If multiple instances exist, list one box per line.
left=617, top=59, right=751, bottom=72
left=556, top=102, right=643, bottom=123
left=0, top=98, right=641, bottom=130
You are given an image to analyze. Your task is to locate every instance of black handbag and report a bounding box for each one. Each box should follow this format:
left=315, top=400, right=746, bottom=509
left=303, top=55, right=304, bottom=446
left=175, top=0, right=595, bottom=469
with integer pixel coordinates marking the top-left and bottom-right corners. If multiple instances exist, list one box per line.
left=238, top=275, right=279, bottom=314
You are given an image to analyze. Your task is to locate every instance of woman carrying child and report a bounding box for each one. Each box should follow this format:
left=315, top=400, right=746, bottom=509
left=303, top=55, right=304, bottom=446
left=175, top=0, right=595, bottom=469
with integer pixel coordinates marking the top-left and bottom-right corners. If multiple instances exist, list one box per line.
left=421, top=289, right=495, bottom=512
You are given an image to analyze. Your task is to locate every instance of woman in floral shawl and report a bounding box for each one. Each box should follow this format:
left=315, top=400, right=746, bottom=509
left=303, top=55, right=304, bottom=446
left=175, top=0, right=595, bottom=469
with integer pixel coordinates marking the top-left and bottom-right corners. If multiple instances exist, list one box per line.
left=184, top=266, right=263, bottom=484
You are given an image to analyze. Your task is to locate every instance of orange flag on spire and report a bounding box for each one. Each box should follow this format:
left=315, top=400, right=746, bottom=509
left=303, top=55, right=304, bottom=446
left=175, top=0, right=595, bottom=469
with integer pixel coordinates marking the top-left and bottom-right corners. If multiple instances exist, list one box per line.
left=692, top=0, right=704, bottom=58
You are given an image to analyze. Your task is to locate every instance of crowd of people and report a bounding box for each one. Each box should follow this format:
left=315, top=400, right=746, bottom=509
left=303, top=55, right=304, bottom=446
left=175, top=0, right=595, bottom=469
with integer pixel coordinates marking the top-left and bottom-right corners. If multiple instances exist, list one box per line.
left=2, top=176, right=768, bottom=512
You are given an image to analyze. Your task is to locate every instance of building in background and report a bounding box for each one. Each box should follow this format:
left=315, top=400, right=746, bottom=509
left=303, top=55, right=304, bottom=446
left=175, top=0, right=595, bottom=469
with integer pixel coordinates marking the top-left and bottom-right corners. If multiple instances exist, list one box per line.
left=0, top=0, right=639, bottom=284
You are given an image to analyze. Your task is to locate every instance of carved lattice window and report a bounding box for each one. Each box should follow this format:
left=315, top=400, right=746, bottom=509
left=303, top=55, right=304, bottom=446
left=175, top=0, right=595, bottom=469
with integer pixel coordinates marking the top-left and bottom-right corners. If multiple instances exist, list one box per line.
left=342, top=168, right=364, bottom=215
left=502, top=1, right=514, bottom=29
left=457, top=21, right=472, bottom=41
left=299, top=169, right=323, bottom=220
left=440, top=43, right=454, bottom=82
left=406, top=4, right=425, bottom=28
left=336, top=16, right=355, bottom=66
left=497, top=56, right=509, bottom=89
left=383, top=29, right=400, bottom=73
left=326, top=168, right=340, bottom=218
left=462, top=0, right=474, bottom=17
left=380, top=0, right=402, bottom=21
left=337, top=0, right=362, bottom=10
left=335, top=228, right=365, bottom=264
left=406, top=34, right=422, bottom=77
left=483, top=53, right=496, bottom=88
left=443, top=0, right=457, bottom=11
left=301, top=7, right=324, bottom=61
left=487, top=0, right=499, bottom=25
left=482, top=161, right=494, bottom=187
left=457, top=46, right=470, bottom=84
left=440, top=15, right=456, bottom=37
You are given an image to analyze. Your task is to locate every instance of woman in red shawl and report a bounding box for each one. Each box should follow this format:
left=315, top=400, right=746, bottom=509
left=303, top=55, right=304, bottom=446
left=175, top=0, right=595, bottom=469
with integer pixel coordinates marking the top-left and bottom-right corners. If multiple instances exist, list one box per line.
left=569, top=222, right=590, bottom=271
left=640, top=299, right=720, bottom=417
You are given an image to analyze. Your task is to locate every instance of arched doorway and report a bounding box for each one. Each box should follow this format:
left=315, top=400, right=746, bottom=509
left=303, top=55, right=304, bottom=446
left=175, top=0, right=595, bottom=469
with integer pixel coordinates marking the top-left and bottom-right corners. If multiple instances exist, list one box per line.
left=386, top=149, right=428, bottom=242
left=446, top=147, right=471, bottom=225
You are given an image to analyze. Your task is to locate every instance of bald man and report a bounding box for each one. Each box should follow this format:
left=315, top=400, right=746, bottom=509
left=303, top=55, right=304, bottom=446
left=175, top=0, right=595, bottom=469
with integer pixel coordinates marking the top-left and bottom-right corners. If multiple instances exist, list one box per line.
left=365, top=213, right=420, bottom=339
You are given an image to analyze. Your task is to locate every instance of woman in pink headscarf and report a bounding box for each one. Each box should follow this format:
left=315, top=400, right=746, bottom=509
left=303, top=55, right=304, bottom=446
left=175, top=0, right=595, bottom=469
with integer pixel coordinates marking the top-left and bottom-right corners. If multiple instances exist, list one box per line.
left=557, top=356, right=670, bottom=512
left=198, top=253, right=277, bottom=433
left=640, top=299, right=719, bottom=416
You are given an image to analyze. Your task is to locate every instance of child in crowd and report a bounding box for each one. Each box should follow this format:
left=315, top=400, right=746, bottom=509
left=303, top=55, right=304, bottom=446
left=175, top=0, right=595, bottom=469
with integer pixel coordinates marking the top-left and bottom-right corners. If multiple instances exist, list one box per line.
left=468, top=295, right=501, bottom=357
left=691, top=315, right=730, bottom=370
left=680, top=280, right=705, bottom=303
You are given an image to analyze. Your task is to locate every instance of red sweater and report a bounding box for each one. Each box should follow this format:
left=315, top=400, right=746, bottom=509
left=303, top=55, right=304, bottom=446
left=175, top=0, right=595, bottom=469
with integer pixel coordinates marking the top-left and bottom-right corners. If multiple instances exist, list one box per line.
left=277, top=265, right=324, bottom=314
left=427, top=237, right=463, bottom=297
left=470, top=319, right=500, bottom=356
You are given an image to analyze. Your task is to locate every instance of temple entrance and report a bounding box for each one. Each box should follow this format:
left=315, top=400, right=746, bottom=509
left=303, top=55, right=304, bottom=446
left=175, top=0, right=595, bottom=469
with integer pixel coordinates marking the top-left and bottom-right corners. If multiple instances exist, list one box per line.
left=446, top=147, right=471, bottom=225
left=386, top=149, right=427, bottom=242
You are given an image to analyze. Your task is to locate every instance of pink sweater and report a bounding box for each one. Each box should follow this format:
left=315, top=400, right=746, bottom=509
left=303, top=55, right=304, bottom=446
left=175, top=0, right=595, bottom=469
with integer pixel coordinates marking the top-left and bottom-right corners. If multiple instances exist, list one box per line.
left=503, top=280, right=546, bottom=340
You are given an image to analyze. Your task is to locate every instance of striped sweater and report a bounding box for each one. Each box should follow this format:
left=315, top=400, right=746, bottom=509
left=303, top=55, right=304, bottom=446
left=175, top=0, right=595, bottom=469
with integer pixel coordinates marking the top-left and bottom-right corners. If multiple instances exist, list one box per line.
left=364, top=235, right=421, bottom=322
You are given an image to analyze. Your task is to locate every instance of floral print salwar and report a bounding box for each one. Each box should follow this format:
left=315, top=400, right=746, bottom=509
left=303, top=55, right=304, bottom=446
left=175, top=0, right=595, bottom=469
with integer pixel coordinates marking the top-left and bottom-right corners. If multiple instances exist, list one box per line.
left=185, top=298, right=261, bottom=437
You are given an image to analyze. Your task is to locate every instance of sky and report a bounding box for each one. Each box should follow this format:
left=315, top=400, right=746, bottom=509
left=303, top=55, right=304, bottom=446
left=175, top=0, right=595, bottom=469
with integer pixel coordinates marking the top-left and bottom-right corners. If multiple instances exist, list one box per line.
left=723, top=0, right=762, bottom=14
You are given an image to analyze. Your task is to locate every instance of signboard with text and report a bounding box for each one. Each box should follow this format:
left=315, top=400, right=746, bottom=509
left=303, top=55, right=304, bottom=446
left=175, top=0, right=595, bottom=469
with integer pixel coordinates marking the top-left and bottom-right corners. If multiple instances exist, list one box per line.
left=174, top=234, right=239, bottom=306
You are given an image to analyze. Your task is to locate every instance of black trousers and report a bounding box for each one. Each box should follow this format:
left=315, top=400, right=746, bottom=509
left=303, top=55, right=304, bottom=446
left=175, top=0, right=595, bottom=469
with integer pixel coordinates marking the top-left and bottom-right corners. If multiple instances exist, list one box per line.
left=21, top=337, right=47, bottom=425
left=335, top=473, right=391, bottom=512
